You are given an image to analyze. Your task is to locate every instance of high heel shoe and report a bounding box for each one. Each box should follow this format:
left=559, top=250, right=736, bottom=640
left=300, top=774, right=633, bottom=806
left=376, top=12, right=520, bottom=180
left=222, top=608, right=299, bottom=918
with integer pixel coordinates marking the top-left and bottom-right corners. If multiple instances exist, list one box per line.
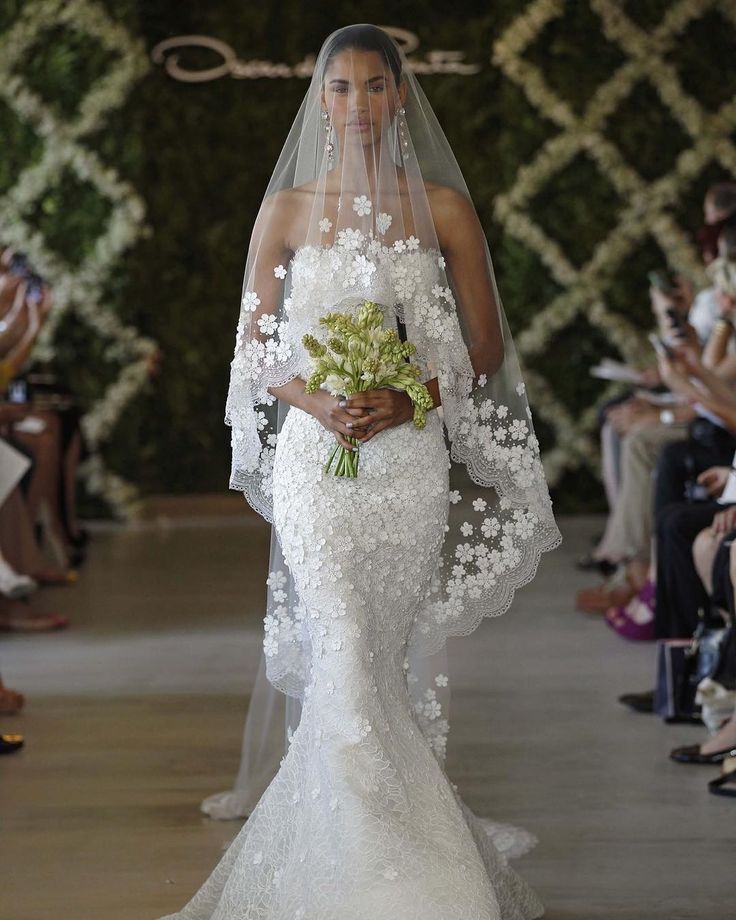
left=708, top=754, right=736, bottom=797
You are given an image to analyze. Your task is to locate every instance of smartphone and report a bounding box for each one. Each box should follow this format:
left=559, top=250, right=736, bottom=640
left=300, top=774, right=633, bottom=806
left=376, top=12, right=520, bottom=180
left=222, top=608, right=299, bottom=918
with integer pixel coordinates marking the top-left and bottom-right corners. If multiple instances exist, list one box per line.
left=7, top=379, right=27, bottom=403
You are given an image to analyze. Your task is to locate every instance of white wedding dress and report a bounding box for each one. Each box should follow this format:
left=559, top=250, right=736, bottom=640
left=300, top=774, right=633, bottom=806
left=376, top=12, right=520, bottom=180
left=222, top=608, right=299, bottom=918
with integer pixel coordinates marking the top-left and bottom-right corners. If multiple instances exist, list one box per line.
left=159, top=247, right=545, bottom=920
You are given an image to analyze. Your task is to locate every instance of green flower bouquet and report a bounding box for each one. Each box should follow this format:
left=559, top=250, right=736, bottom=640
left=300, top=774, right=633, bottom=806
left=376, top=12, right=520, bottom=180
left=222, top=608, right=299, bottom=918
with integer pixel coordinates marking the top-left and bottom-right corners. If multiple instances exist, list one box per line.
left=302, top=300, right=434, bottom=478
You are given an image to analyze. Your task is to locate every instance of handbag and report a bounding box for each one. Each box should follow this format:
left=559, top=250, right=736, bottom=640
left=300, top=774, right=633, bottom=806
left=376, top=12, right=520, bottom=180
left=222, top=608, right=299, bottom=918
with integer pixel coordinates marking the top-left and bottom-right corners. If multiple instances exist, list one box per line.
left=654, top=609, right=728, bottom=722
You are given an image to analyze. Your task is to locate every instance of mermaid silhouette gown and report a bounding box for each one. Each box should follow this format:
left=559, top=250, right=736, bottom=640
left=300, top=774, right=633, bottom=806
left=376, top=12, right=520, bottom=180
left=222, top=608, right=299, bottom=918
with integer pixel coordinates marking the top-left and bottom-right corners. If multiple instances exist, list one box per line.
left=159, top=246, right=544, bottom=920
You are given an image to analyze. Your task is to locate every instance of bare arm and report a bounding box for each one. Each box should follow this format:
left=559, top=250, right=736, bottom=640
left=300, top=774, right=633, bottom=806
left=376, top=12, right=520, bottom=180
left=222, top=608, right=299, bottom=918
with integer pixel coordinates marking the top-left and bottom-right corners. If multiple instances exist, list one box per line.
left=245, top=193, right=368, bottom=451
left=431, top=187, right=503, bottom=379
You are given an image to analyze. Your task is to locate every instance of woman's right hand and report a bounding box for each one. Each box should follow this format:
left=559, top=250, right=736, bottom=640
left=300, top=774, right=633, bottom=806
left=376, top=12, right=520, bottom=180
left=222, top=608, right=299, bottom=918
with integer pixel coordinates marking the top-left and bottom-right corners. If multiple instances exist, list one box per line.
left=303, top=389, right=371, bottom=451
left=698, top=466, right=731, bottom=498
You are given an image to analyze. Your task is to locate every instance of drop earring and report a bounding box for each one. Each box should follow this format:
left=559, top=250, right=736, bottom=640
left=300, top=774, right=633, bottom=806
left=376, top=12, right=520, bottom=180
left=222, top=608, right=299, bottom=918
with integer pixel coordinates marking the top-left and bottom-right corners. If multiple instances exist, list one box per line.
left=396, top=106, right=410, bottom=161
left=321, top=110, right=335, bottom=167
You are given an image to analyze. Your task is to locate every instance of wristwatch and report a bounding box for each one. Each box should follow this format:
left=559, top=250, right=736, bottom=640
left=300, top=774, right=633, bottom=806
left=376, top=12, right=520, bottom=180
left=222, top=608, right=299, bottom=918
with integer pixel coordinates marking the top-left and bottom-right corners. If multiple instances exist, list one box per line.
left=660, top=409, right=676, bottom=426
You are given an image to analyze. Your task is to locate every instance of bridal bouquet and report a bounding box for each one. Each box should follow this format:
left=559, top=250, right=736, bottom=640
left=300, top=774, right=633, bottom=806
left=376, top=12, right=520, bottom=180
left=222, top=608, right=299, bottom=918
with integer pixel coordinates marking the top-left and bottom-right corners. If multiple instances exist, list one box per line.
left=302, top=300, right=434, bottom=478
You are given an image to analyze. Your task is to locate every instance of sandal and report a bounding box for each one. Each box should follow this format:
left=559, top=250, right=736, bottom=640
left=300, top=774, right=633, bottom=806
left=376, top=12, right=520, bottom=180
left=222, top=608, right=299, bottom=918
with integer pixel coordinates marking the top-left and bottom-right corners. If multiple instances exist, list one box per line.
left=605, top=580, right=655, bottom=641
left=0, top=611, right=69, bottom=632
left=576, top=579, right=637, bottom=614
left=708, top=753, right=736, bottom=797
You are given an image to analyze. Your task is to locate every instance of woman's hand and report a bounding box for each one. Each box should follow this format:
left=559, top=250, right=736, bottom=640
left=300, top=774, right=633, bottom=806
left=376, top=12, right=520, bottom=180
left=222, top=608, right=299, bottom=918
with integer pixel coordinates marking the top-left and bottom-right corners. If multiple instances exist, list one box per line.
left=698, top=466, right=731, bottom=498
left=657, top=347, right=700, bottom=397
left=607, top=398, right=658, bottom=434
left=718, top=290, right=736, bottom=320
left=711, top=504, right=736, bottom=535
left=303, top=388, right=370, bottom=451
left=338, top=388, right=414, bottom=444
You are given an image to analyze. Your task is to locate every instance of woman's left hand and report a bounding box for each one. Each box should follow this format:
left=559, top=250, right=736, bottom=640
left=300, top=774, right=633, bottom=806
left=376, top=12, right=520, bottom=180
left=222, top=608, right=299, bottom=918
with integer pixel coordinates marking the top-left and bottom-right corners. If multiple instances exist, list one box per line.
left=339, top=389, right=413, bottom=443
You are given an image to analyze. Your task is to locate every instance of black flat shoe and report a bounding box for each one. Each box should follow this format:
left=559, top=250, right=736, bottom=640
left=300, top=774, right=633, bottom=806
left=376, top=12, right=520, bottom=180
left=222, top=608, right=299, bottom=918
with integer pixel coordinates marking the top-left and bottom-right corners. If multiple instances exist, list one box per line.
left=575, top=554, right=617, bottom=576
left=709, top=755, right=736, bottom=797
left=0, top=732, right=24, bottom=754
left=618, top=690, right=654, bottom=713
left=670, top=743, right=736, bottom=765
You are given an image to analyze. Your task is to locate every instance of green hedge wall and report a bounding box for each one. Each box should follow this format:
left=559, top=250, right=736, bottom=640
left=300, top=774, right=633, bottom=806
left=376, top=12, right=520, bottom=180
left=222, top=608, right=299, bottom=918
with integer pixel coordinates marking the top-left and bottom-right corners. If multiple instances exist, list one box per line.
left=3, top=0, right=736, bottom=513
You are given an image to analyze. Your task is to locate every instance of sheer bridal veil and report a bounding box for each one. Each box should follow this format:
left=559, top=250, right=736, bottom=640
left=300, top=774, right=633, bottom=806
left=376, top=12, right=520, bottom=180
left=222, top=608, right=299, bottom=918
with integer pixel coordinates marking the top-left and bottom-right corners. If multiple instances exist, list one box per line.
left=203, top=23, right=561, bottom=828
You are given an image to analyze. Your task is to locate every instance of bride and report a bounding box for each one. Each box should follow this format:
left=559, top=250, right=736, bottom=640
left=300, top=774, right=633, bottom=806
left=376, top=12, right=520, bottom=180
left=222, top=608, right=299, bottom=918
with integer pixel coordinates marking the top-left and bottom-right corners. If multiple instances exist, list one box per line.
left=160, top=23, right=560, bottom=920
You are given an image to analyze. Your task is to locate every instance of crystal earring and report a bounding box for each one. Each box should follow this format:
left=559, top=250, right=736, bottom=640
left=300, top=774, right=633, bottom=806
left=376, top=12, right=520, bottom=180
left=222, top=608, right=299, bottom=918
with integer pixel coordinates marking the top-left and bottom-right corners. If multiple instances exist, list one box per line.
left=321, top=110, right=335, bottom=167
left=396, top=106, right=410, bottom=161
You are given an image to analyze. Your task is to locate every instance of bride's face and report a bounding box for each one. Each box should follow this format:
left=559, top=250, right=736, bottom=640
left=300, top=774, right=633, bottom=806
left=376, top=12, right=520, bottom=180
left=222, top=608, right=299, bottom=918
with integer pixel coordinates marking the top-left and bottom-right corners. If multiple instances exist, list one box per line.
left=321, top=49, right=404, bottom=151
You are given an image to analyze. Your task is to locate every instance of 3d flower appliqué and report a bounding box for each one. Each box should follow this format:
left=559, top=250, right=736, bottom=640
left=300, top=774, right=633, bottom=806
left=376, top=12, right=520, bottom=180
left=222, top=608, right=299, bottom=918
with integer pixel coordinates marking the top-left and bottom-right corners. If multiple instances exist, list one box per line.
left=241, top=291, right=260, bottom=312
left=376, top=211, right=392, bottom=234
left=352, top=195, right=372, bottom=216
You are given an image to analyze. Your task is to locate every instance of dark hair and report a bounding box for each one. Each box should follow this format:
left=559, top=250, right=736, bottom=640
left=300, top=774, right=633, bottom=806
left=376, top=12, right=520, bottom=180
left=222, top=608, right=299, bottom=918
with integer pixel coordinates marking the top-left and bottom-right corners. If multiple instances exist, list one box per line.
left=320, top=24, right=403, bottom=87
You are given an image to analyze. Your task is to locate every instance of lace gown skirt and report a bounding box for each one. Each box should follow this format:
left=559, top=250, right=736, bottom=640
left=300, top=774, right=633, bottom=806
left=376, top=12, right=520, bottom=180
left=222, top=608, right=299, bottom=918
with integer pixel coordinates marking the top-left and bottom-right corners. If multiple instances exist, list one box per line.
left=159, top=408, right=543, bottom=920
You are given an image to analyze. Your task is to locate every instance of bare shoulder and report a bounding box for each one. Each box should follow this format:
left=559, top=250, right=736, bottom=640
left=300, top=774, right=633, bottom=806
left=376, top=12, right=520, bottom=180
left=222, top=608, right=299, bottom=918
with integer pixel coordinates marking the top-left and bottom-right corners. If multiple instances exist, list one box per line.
left=424, top=182, right=479, bottom=249
left=425, top=182, right=475, bottom=219
left=257, top=183, right=316, bottom=249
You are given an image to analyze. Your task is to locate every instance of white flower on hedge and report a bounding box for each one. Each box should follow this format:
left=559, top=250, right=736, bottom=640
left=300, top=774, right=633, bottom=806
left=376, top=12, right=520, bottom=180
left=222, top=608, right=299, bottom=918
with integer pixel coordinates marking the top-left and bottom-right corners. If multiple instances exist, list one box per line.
left=241, top=291, right=260, bottom=312
left=273, top=264, right=287, bottom=279
left=352, top=195, right=372, bottom=216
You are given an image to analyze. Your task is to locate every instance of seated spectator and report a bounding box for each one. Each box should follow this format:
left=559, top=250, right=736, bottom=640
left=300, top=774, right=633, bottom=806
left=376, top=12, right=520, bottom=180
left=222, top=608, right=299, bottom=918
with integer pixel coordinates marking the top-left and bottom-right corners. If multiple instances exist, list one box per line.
left=578, top=184, right=736, bottom=615
left=0, top=246, right=89, bottom=573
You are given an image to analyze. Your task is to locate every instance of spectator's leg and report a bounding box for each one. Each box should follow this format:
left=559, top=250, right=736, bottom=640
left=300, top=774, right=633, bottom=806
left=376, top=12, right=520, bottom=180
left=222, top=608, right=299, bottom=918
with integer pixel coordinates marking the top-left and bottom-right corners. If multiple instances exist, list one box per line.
left=655, top=501, right=721, bottom=639
left=693, top=525, right=721, bottom=596
left=0, top=486, right=45, bottom=575
left=11, top=416, right=70, bottom=568
left=600, top=420, right=622, bottom=510
left=61, top=426, right=82, bottom=541
left=595, top=423, right=686, bottom=564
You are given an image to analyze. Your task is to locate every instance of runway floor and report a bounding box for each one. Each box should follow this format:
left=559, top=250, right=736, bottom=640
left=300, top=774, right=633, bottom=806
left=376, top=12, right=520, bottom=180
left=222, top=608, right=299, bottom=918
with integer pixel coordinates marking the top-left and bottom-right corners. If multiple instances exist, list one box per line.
left=1, top=509, right=733, bottom=919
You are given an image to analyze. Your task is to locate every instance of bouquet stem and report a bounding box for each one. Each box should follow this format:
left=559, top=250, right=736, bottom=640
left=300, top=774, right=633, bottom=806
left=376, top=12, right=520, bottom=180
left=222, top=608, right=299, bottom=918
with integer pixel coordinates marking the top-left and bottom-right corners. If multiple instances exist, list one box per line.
left=325, top=437, right=360, bottom=478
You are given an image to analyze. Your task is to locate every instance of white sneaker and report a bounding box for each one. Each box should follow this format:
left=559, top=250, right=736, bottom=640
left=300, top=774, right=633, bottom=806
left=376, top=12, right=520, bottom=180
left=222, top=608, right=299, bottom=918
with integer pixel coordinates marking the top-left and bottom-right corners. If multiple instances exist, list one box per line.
left=0, top=557, right=37, bottom=599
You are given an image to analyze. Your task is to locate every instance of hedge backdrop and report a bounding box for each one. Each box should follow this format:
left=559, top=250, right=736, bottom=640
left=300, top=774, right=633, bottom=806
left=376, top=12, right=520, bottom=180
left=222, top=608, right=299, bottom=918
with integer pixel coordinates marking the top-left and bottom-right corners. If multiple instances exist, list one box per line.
left=2, top=0, right=736, bottom=516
